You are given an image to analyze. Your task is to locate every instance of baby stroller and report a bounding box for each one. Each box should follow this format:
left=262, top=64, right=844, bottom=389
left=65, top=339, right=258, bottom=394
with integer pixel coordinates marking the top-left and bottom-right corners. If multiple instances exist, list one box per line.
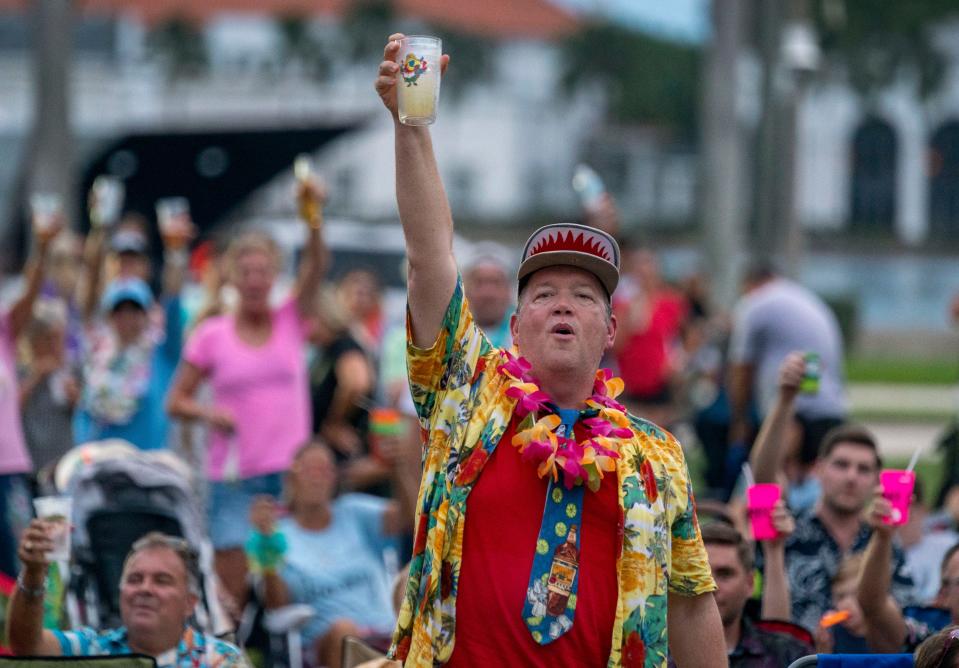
left=54, top=440, right=230, bottom=636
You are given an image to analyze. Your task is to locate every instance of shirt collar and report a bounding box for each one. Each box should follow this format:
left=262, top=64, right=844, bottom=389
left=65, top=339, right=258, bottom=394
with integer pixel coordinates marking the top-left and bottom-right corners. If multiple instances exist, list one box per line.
left=732, top=618, right=768, bottom=657
left=115, top=625, right=198, bottom=663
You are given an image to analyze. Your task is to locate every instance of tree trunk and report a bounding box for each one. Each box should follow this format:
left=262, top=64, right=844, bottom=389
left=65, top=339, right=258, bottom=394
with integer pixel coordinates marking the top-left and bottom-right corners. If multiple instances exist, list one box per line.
left=26, top=0, right=75, bottom=238
left=699, top=0, right=746, bottom=309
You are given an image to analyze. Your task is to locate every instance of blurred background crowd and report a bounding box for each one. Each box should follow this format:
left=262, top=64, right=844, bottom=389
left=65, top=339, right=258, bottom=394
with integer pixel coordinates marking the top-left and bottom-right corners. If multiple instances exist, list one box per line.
left=3, top=0, right=959, bottom=666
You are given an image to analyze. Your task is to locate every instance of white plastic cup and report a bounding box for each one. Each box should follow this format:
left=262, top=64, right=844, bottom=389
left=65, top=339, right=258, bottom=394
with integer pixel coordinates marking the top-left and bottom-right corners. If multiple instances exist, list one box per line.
left=156, top=197, right=191, bottom=248
left=396, top=36, right=442, bottom=126
left=33, top=495, right=72, bottom=562
left=30, top=193, right=62, bottom=234
left=91, top=176, right=125, bottom=227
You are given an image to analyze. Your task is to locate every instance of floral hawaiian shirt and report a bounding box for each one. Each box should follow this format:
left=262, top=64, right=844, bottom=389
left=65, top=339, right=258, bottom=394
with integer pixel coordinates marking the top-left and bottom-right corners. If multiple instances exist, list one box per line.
left=389, top=277, right=715, bottom=667
left=52, top=625, right=249, bottom=668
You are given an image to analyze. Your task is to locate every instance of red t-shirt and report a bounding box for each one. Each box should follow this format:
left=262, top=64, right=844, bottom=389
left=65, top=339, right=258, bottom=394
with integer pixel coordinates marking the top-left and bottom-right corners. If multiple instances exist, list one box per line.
left=615, top=290, right=688, bottom=398
left=446, top=418, right=620, bottom=665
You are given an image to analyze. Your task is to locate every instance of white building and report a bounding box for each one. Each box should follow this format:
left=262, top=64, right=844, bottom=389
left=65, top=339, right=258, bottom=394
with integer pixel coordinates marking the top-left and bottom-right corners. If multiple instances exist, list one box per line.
left=795, top=23, right=959, bottom=245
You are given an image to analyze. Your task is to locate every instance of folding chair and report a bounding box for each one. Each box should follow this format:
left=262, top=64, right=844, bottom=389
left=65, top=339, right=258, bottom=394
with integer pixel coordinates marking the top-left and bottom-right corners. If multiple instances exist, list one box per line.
left=787, top=654, right=914, bottom=667
left=340, top=636, right=401, bottom=668
left=0, top=656, right=157, bottom=668
left=754, top=618, right=815, bottom=647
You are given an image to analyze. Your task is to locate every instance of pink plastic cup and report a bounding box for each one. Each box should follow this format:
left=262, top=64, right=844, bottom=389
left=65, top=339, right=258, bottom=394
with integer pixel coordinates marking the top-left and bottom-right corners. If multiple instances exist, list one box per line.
left=880, top=469, right=916, bottom=526
left=747, top=483, right=781, bottom=541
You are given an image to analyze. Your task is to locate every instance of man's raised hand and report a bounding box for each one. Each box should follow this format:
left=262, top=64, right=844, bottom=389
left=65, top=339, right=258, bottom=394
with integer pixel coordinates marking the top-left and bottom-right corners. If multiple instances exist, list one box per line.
left=375, top=33, right=449, bottom=120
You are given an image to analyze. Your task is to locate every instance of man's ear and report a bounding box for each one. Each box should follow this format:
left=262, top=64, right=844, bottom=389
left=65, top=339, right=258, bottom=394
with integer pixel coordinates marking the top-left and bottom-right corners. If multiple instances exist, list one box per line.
left=184, top=592, right=200, bottom=620
left=605, top=311, right=617, bottom=352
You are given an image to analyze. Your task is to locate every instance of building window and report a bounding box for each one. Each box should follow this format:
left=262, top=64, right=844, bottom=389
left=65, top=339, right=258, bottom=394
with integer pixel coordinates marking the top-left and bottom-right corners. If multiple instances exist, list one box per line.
left=849, top=117, right=897, bottom=234
left=929, top=120, right=959, bottom=240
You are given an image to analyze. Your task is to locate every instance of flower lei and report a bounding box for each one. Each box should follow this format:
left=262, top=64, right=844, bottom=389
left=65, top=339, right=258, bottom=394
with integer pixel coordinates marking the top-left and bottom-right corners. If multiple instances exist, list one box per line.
left=498, top=349, right=633, bottom=492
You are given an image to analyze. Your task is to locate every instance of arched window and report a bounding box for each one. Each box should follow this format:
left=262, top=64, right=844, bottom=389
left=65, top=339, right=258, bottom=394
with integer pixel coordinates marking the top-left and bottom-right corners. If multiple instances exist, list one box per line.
left=929, top=121, right=959, bottom=239
left=849, top=117, right=897, bottom=233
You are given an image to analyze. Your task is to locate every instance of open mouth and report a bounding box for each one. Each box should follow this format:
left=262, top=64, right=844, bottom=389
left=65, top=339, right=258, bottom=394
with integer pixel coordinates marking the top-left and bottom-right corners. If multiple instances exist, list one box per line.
left=551, top=323, right=575, bottom=336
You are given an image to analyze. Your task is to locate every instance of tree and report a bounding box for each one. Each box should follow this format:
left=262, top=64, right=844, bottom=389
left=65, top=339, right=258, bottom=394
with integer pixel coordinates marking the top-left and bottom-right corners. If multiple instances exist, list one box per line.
left=148, top=19, right=208, bottom=79
left=813, top=0, right=959, bottom=97
left=561, top=22, right=701, bottom=140
left=276, top=15, right=331, bottom=80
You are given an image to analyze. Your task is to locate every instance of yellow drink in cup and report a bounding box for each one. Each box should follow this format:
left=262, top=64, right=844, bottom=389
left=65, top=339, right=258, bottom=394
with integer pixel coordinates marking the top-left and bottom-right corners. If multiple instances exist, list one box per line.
left=397, top=36, right=442, bottom=126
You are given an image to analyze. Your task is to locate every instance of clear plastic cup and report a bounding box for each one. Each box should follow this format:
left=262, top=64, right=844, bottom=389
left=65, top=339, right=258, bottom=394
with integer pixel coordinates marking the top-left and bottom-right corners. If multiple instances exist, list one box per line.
left=30, top=193, right=62, bottom=235
left=746, top=483, right=781, bottom=541
left=880, top=469, right=916, bottom=526
left=33, top=495, right=72, bottom=561
left=156, top=197, right=191, bottom=249
left=396, top=36, right=442, bottom=126
left=90, top=176, right=125, bottom=228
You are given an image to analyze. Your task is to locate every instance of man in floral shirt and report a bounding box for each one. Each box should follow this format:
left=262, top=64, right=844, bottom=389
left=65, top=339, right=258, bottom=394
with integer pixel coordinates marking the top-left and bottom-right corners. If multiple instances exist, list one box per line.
left=375, top=33, right=723, bottom=667
left=8, top=529, right=248, bottom=668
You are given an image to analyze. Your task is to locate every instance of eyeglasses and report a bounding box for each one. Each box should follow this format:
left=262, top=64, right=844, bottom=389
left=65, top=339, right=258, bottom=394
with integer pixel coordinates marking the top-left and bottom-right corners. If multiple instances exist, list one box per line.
left=933, top=628, right=959, bottom=668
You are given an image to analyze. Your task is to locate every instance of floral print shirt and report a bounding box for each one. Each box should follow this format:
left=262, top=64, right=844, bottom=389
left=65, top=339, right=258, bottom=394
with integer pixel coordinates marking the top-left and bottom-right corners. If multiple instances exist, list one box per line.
left=53, top=625, right=248, bottom=668
left=390, top=278, right=715, bottom=667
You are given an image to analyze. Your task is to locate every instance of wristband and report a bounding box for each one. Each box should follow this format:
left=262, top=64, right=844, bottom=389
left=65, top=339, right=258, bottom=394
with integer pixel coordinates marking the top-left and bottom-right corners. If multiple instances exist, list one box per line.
left=245, top=530, right=288, bottom=573
left=16, top=574, right=46, bottom=599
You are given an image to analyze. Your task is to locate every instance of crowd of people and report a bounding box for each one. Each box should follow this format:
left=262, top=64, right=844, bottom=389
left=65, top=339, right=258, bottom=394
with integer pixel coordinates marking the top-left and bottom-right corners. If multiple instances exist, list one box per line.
left=1, top=32, right=959, bottom=668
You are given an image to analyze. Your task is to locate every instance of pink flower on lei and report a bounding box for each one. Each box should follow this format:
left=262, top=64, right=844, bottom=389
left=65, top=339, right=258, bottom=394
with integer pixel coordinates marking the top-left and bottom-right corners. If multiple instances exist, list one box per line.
left=512, top=414, right=561, bottom=481
left=587, top=368, right=626, bottom=412
left=556, top=438, right=594, bottom=489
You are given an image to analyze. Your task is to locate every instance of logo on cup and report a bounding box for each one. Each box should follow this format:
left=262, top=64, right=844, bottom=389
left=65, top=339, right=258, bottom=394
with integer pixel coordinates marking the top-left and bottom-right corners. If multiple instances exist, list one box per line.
left=402, top=53, right=428, bottom=85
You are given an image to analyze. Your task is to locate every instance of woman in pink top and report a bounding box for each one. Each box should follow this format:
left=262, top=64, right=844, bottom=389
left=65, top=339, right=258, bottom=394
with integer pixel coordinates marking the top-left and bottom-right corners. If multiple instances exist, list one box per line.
left=1, top=210, right=62, bottom=578
left=168, top=178, right=326, bottom=604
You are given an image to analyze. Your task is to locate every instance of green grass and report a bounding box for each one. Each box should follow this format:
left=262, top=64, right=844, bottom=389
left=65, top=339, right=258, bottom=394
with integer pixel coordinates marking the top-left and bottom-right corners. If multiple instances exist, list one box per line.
left=885, top=454, right=946, bottom=507
left=846, top=357, right=959, bottom=385
left=849, top=408, right=956, bottom=423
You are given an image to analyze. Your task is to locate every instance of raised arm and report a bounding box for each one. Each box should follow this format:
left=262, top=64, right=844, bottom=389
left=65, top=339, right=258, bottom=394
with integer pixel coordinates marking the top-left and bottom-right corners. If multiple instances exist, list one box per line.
left=293, top=177, right=328, bottom=319
left=159, top=215, right=196, bottom=301
left=857, top=489, right=908, bottom=652
left=9, top=215, right=61, bottom=339
left=749, top=352, right=804, bottom=484
left=80, top=225, right=108, bottom=323
left=375, top=34, right=457, bottom=348
left=6, top=520, right=63, bottom=656
left=760, top=499, right=796, bottom=619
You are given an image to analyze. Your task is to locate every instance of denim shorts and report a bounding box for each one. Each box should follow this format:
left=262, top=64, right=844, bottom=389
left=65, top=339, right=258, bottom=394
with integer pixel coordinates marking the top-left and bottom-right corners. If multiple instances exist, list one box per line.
left=207, top=472, right=283, bottom=550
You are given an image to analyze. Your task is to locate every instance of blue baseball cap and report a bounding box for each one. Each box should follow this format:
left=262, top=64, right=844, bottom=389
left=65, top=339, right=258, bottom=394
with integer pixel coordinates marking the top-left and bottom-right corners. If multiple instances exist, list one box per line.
left=101, top=278, right=153, bottom=313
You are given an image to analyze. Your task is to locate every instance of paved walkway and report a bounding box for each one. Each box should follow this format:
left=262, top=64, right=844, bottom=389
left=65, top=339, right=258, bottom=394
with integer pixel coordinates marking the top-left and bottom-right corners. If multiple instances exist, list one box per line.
left=850, top=383, right=958, bottom=460
left=849, top=383, right=958, bottom=416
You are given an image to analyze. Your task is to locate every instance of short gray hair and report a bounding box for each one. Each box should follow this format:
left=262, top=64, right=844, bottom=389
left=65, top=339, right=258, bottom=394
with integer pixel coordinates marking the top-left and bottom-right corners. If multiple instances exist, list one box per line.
left=122, top=532, right=201, bottom=597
